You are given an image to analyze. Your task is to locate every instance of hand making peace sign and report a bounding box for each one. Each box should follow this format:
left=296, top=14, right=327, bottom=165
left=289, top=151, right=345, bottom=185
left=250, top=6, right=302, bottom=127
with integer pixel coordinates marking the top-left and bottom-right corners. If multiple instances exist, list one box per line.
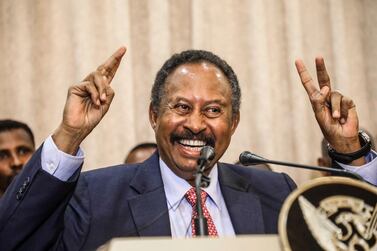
left=296, top=57, right=365, bottom=166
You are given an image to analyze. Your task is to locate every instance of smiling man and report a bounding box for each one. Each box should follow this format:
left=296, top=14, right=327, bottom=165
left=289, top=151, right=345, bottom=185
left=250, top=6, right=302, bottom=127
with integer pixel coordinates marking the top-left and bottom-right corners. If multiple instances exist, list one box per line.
left=150, top=57, right=240, bottom=185
left=0, top=48, right=376, bottom=251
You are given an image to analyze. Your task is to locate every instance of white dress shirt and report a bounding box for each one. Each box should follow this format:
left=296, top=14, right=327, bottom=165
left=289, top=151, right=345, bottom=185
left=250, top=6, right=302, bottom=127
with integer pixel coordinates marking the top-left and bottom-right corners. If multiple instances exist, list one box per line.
left=159, top=158, right=235, bottom=237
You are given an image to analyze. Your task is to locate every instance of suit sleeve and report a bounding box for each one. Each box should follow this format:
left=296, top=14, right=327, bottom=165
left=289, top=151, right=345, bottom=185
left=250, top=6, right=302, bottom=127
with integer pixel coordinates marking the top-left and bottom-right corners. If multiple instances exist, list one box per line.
left=0, top=145, right=81, bottom=251
left=281, top=172, right=297, bottom=191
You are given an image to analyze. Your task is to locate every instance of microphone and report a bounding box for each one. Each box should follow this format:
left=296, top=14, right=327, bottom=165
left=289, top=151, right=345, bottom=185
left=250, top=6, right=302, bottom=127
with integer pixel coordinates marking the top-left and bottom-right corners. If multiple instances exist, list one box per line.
left=197, top=146, right=215, bottom=171
left=239, top=151, right=365, bottom=181
left=194, top=146, right=215, bottom=236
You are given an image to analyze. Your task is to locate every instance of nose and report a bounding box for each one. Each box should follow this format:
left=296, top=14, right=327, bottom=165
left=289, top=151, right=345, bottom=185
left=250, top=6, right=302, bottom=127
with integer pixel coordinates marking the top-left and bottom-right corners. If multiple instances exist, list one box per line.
left=185, top=111, right=207, bottom=134
left=10, top=153, right=23, bottom=171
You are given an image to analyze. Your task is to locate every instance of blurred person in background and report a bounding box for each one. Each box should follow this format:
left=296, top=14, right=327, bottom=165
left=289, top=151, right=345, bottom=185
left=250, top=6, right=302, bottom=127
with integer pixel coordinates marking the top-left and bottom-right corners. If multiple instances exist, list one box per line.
left=0, top=119, right=35, bottom=197
left=124, top=142, right=157, bottom=164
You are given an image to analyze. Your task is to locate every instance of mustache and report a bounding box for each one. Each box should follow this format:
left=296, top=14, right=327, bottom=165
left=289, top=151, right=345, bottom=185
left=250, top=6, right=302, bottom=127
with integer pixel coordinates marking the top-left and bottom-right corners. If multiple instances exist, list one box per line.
left=170, top=130, right=215, bottom=148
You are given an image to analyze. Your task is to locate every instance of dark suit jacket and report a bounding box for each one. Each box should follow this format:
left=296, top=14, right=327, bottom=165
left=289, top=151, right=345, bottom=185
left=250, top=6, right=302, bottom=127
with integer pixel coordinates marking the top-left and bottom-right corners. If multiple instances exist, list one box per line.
left=0, top=147, right=296, bottom=251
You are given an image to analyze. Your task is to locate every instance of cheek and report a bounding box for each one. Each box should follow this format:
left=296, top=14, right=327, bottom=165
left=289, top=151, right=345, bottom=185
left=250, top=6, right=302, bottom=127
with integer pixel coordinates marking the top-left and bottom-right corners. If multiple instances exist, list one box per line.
left=209, top=120, right=234, bottom=139
left=0, top=163, right=11, bottom=174
left=21, top=153, right=33, bottom=163
left=157, top=114, right=186, bottom=135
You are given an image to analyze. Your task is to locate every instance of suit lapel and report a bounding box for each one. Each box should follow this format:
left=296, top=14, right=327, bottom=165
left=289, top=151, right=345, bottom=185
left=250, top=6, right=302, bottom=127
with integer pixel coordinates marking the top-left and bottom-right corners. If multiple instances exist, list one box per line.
left=126, top=156, right=265, bottom=236
left=128, top=153, right=171, bottom=236
left=218, top=163, right=265, bottom=234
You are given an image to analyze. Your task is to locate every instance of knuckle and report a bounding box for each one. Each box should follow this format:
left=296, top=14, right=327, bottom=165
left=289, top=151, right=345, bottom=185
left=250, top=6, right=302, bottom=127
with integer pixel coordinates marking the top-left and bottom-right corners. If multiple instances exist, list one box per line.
left=107, top=87, right=115, bottom=95
left=310, top=92, right=321, bottom=101
left=68, top=85, right=75, bottom=91
left=97, top=66, right=108, bottom=76
left=68, top=83, right=79, bottom=92
left=331, top=90, right=342, bottom=96
left=85, top=72, right=95, bottom=81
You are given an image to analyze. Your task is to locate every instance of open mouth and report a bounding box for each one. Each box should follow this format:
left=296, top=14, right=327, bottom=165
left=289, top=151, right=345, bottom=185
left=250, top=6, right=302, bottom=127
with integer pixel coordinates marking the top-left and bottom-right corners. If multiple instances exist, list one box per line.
left=170, top=130, right=215, bottom=156
left=178, top=139, right=207, bottom=152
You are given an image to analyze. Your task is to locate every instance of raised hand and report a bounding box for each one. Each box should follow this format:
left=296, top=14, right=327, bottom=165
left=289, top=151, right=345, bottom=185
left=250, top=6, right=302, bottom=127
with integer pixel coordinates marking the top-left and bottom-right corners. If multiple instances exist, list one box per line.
left=295, top=57, right=365, bottom=166
left=53, top=47, right=127, bottom=155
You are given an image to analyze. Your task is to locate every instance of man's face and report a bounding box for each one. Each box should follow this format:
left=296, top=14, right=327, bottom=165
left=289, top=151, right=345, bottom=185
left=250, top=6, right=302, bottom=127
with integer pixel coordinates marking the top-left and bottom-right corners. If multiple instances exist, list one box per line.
left=150, top=62, right=239, bottom=184
left=0, top=129, right=35, bottom=194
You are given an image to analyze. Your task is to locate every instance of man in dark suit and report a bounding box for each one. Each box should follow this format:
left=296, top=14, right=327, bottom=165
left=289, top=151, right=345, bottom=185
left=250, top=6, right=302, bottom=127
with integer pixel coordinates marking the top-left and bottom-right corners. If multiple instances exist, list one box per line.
left=0, top=47, right=375, bottom=250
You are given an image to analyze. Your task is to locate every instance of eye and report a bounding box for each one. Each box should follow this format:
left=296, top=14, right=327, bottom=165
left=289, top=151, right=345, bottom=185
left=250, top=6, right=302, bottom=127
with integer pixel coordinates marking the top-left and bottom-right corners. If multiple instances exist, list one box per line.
left=0, top=151, right=9, bottom=161
left=17, top=147, right=32, bottom=156
left=205, top=106, right=223, bottom=118
left=173, top=103, right=191, bottom=115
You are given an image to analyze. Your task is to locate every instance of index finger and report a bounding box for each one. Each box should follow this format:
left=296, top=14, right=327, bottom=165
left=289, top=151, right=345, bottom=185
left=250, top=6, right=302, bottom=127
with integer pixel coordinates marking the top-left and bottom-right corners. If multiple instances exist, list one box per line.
left=97, top=46, right=127, bottom=82
left=295, top=59, right=319, bottom=97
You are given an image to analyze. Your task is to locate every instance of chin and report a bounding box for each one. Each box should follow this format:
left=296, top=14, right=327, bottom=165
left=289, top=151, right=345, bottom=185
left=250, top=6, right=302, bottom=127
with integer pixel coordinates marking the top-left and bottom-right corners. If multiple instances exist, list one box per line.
left=176, top=158, right=198, bottom=170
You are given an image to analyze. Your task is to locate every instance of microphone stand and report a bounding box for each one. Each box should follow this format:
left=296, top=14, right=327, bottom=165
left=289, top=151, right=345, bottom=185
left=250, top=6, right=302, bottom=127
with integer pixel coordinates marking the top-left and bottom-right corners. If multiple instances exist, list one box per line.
left=239, top=151, right=364, bottom=181
left=194, top=146, right=214, bottom=236
left=194, top=162, right=210, bottom=236
left=263, top=159, right=364, bottom=180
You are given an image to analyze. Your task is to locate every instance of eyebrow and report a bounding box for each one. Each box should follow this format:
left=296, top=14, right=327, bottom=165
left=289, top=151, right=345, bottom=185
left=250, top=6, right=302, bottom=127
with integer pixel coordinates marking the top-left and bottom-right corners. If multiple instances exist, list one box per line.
left=0, top=145, right=34, bottom=152
left=170, top=97, right=227, bottom=106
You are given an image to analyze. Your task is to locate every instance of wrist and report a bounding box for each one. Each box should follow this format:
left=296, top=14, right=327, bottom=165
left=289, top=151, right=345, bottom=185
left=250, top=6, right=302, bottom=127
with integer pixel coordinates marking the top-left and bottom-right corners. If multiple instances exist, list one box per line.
left=52, top=124, right=86, bottom=155
left=327, top=131, right=371, bottom=166
left=329, top=134, right=361, bottom=154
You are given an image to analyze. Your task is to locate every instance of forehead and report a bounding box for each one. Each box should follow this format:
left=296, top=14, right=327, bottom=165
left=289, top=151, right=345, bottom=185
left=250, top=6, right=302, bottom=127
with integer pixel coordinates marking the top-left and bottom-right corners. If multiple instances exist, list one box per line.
left=164, top=62, right=232, bottom=99
left=0, top=129, right=34, bottom=149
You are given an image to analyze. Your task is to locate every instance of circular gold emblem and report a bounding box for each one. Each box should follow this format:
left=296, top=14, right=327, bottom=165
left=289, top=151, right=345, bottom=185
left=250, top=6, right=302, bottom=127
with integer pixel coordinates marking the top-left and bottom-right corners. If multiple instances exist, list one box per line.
left=279, top=177, right=377, bottom=251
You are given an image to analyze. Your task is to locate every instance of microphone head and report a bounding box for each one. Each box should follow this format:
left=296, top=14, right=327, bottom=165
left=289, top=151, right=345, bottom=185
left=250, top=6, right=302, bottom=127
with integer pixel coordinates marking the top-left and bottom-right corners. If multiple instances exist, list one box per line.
left=239, top=151, right=267, bottom=165
left=199, top=146, right=215, bottom=163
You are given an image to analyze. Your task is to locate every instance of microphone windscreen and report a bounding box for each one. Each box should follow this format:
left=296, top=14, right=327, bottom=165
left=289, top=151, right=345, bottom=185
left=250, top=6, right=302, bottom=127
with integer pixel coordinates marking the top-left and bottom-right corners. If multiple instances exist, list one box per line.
left=239, top=151, right=266, bottom=165
left=200, top=146, right=215, bottom=162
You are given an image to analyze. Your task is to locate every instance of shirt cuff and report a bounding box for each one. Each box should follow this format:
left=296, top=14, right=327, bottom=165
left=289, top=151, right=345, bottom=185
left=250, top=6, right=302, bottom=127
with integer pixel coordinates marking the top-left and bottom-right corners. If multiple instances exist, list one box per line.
left=41, top=135, right=85, bottom=181
left=337, top=150, right=377, bottom=185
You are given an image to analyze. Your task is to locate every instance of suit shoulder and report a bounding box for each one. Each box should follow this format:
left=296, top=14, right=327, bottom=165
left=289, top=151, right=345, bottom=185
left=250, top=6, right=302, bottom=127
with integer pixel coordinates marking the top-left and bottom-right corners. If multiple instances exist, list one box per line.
left=81, top=163, right=139, bottom=183
left=220, top=163, right=296, bottom=192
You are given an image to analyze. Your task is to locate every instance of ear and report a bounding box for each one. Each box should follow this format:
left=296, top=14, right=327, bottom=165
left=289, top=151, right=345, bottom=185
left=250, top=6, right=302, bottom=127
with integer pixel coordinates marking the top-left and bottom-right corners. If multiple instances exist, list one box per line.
left=230, top=111, right=240, bottom=135
left=317, top=158, right=323, bottom=166
left=149, top=103, right=158, bottom=130
left=318, top=157, right=332, bottom=168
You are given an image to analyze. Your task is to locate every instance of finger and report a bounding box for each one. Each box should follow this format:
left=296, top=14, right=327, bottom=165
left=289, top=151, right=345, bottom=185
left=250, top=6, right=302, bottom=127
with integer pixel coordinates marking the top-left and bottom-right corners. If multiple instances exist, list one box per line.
left=83, top=82, right=101, bottom=106
left=97, top=46, right=127, bottom=82
left=93, top=72, right=108, bottom=102
left=340, top=96, right=355, bottom=124
left=315, top=57, right=331, bottom=91
left=71, top=81, right=100, bottom=106
left=82, top=72, right=107, bottom=102
left=97, top=86, right=115, bottom=116
left=295, top=59, right=319, bottom=98
left=311, top=85, right=330, bottom=113
left=330, top=90, right=342, bottom=119
left=102, top=86, right=115, bottom=111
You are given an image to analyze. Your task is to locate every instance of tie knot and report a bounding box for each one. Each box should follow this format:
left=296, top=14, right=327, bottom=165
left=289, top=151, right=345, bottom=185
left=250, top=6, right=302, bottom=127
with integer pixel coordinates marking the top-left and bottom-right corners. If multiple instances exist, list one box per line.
left=185, top=187, right=207, bottom=207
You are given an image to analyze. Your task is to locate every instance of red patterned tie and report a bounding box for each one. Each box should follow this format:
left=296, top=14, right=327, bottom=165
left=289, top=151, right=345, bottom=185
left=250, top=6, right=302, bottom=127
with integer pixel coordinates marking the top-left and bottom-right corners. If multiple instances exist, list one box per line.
left=185, top=187, right=218, bottom=237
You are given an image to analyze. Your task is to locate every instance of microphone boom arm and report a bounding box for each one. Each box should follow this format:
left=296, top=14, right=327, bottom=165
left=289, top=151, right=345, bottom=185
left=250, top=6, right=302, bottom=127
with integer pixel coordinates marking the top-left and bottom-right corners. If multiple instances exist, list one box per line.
left=239, top=151, right=364, bottom=181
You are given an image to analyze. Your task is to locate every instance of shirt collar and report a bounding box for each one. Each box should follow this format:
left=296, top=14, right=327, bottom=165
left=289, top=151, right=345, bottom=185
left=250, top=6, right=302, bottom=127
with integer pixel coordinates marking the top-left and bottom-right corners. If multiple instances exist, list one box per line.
left=159, top=158, right=222, bottom=211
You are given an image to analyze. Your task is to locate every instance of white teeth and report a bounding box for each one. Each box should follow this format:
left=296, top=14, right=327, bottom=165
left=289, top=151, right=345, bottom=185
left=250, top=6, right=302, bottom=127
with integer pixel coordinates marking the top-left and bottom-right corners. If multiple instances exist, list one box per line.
left=181, top=145, right=202, bottom=152
left=179, top=139, right=206, bottom=147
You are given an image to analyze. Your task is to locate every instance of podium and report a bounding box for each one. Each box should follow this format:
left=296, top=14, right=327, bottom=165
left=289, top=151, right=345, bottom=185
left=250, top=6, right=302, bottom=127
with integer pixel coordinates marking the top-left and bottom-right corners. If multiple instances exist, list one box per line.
left=100, top=235, right=280, bottom=251
left=100, top=177, right=377, bottom=251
